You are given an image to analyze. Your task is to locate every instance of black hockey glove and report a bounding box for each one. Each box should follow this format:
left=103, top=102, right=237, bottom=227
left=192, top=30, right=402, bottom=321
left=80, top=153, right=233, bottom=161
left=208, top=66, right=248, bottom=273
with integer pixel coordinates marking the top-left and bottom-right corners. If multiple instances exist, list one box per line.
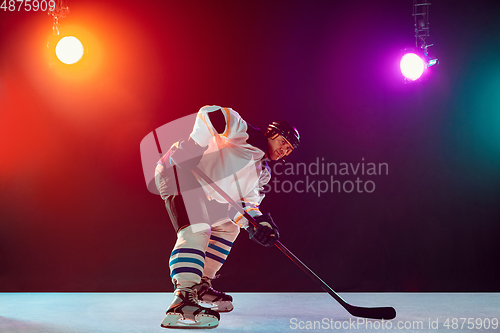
left=169, top=138, right=207, bottom=170
left=246, top=213, right=280, bottom=247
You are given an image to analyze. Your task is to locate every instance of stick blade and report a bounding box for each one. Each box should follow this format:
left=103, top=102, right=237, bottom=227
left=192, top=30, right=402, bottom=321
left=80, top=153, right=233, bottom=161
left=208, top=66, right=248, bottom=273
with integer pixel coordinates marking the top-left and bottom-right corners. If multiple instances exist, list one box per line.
left=348, top=305, right=396, bottom=320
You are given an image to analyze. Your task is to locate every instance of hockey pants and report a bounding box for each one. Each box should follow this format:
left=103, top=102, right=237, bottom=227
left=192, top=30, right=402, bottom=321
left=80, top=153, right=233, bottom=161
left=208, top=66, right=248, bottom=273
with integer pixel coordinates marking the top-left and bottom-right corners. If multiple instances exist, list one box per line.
left=155, top=163, right=240, bottom=288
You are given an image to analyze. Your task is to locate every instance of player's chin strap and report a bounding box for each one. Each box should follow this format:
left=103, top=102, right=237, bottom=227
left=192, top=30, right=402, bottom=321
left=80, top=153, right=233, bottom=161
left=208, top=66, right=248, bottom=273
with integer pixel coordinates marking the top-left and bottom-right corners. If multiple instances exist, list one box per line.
left=192, top=167, right=396, bottom=320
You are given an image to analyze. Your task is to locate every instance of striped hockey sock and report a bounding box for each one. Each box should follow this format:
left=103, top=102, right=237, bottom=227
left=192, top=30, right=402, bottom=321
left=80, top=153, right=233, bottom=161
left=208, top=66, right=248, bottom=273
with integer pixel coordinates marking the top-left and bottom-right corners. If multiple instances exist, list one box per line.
left=169, top=224, right=210, bottom=288
left=203, top=222, right=240, bottom=278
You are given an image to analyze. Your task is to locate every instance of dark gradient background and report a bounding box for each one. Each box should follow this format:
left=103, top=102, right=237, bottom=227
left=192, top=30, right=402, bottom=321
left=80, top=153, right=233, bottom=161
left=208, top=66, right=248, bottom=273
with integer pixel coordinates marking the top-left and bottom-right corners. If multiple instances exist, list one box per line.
left=1, top=0, right=499, bottom=292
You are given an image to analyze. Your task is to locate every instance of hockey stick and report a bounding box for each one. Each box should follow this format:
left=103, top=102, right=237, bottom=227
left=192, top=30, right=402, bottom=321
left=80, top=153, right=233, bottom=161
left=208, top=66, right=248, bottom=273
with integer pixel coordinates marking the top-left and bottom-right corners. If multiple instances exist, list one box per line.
left=193, top=167, right=396, bottom=320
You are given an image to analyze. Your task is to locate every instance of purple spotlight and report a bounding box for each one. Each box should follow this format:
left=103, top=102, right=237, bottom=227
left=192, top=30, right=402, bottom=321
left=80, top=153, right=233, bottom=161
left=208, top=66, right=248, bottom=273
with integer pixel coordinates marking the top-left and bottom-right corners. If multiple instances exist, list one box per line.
left=400, top=53, right=425, bottom=81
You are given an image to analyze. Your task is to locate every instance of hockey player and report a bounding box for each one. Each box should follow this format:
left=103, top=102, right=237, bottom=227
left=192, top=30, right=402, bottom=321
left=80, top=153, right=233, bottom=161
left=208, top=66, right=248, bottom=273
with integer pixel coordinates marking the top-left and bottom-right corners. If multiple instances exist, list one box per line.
left=155, top=105, right=299, bottom=329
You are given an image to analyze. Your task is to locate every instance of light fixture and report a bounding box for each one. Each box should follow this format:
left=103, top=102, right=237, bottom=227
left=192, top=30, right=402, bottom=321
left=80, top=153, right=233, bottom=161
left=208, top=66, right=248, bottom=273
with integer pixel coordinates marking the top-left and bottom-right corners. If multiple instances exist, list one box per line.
left=400, top=52, right=425, bottom=81
left=46, top=0, right=87, bottom=66
left=401, top=0, right=439, bottom=82
left=55, top=36, right=84, bottom=64
left=48, top=0, right=70, bottom=36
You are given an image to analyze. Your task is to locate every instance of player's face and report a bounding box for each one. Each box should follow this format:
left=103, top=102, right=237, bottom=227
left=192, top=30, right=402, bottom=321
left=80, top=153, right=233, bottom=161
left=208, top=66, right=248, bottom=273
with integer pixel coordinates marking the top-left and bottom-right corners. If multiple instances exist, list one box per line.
left=267, top=135, right=294, bottom=161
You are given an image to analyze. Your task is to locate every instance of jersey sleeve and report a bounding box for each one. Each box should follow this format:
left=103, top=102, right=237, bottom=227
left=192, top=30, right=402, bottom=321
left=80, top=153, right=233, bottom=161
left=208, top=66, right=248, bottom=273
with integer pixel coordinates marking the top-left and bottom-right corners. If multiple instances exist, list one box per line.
left=190, top=105, right=252, bottom=148
left=229, top=163, right=271, bottom=229
left=189, top=105, right=227, bottom=147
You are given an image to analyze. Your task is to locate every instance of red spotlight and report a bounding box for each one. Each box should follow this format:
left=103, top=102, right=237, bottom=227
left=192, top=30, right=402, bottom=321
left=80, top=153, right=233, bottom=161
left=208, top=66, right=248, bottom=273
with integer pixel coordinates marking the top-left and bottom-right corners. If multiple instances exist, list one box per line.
left=55, top=36, right=84, bottom=64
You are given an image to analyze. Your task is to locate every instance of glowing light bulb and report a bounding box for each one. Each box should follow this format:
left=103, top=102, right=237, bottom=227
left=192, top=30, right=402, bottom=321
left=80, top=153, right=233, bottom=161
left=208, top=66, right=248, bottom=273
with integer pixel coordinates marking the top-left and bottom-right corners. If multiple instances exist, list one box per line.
left=400, top=53, right=425, bottom=81
left=55, top=36, right=84, bottom=65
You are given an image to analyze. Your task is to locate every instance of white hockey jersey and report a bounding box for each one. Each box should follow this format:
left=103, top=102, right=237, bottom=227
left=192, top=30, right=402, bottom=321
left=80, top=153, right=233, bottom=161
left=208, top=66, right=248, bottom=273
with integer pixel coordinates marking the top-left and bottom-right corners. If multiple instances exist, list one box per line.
left=177, top=105, right=270, bottom=228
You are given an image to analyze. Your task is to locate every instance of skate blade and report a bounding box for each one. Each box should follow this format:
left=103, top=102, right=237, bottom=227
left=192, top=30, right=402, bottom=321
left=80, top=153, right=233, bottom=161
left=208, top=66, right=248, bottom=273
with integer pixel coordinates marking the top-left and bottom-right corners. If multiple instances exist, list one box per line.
left=161, top=313, right=219, bottom=329
left=200, top=300, right=234, bottom=313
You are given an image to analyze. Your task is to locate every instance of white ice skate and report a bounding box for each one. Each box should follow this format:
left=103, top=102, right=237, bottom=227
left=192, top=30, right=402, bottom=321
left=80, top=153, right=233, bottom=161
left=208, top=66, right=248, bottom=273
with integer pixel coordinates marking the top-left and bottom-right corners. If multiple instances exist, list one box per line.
left=194, top=277, right=234, bottom=313
left=161, top=288, right=220, bottom=329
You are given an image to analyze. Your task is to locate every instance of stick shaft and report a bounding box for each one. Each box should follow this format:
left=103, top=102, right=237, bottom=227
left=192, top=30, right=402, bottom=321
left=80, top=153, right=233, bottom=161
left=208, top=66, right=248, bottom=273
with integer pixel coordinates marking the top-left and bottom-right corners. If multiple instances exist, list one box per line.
left=192, top=167, right=396, bottom=320
left=193, top=168, right=349, bottom=307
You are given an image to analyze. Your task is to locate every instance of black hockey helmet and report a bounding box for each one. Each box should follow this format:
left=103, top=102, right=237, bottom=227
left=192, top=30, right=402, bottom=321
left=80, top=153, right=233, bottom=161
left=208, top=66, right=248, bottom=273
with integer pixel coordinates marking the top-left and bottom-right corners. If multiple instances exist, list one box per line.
left=265, top=120, right=300, bottom=149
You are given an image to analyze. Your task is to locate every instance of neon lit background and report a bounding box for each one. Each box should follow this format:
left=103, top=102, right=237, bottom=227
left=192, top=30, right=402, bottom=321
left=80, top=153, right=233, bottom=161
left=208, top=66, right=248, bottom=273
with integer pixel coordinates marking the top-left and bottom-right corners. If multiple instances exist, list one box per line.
left=0, top=0, right=499, bottom=292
